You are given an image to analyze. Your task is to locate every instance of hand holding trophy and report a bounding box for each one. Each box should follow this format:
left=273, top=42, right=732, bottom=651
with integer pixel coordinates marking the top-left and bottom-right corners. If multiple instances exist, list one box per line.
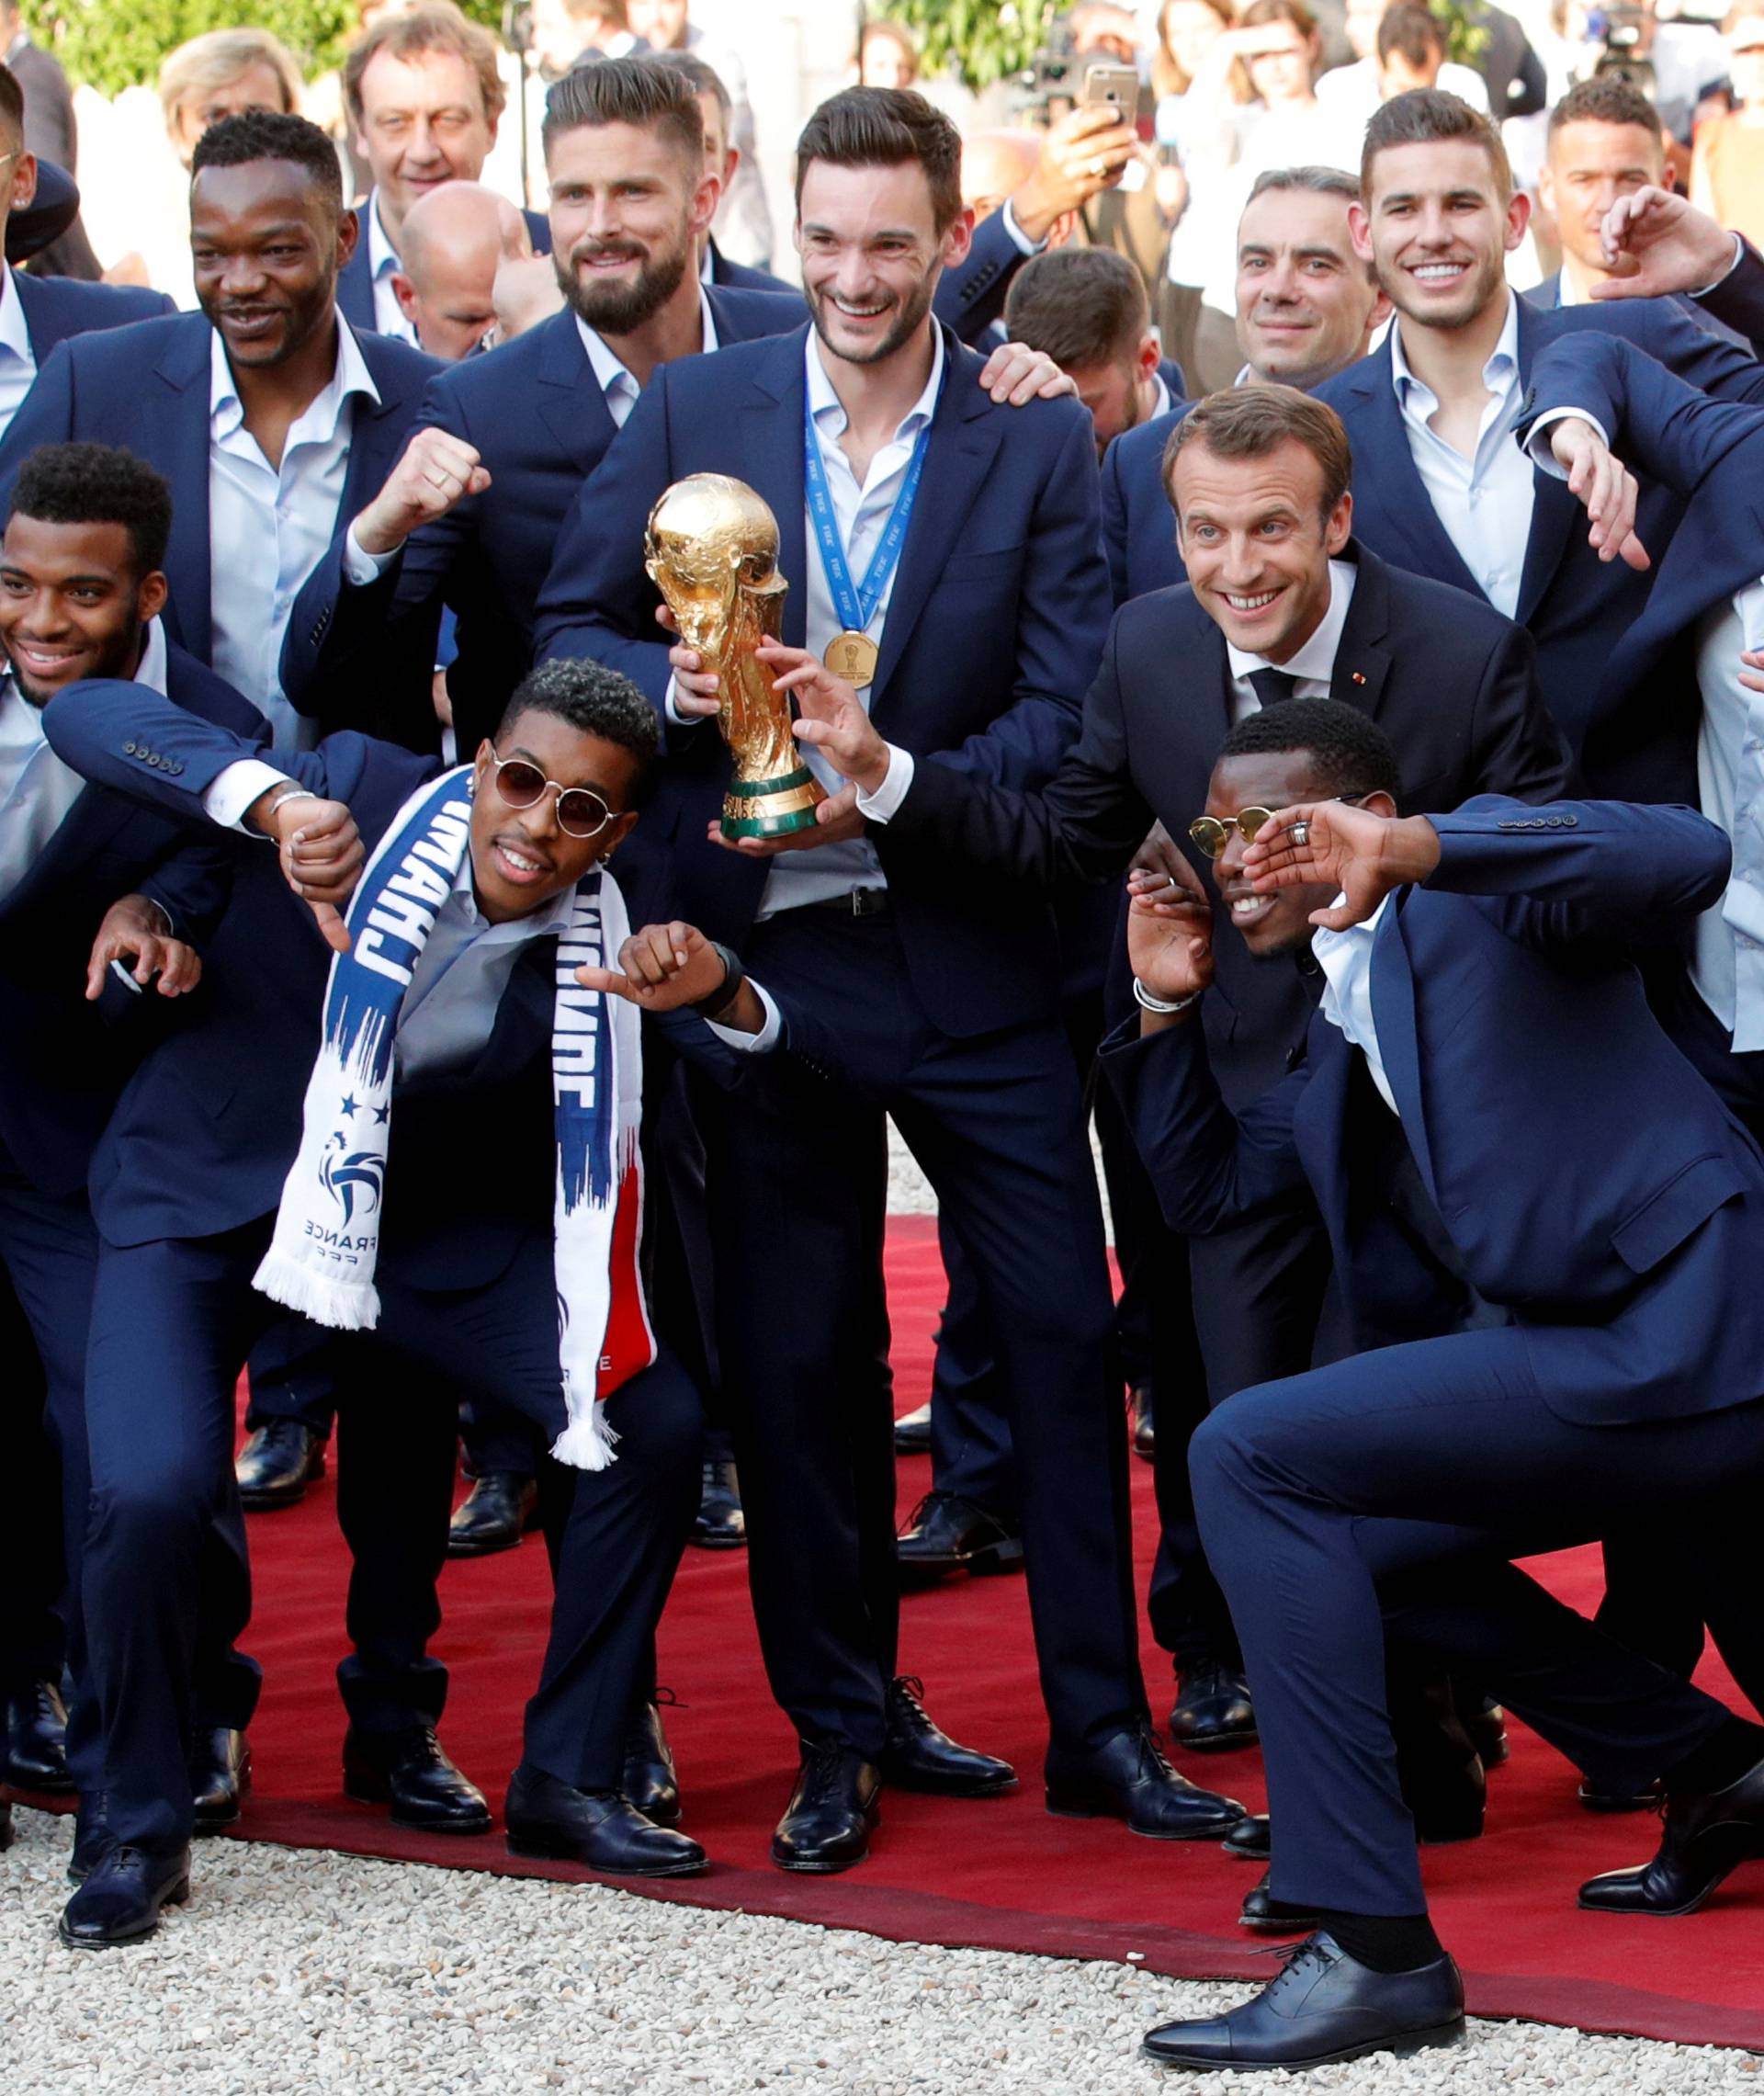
left=645, top=474, right=826, bottom=839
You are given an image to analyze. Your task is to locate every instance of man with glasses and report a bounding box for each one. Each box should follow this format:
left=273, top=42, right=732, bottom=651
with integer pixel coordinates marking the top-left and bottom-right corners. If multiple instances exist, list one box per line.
left=43, top=654, right=776, bottom=1943
left=780, top=383, right=1570, bottom=1800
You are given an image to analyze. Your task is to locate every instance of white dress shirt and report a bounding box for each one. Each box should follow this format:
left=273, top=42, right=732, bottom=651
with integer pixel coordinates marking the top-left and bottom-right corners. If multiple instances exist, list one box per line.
left=0, top=618, right=170, bottom=904
left=367, top=192, right=418, bottom=347
left=579, top=288, right=719, bottom=435
left=1390, top=292, right=1532, bottom=619
left=0, top=264, right=37, bottom=442
left=753, top=328, right=943, bottom=918
left=209, top=312, right=380, bottom=748
left=1225, top=560, right=1356, bottom=721
left=1691, top=586, right=1764, bottom=1051
left=1313, top=891, right=1398, bottom=1113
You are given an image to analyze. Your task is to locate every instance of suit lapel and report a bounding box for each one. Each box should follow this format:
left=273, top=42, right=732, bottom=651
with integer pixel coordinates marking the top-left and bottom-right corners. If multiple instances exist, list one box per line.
left=0, top=785, right=135, bottom=922
left=154, top=324, right=217, bottom=663
left=741, top=328, right=811, bottom=649
left=467, top=936, right=554, bottom=1088
left=1366, top=898, right=1435, bottom=1193
left=1512, top=302, right=1584, bottom=626
left=337, top=225, right=377, bottom=334
left=533, top=311, right=619, bottom=479
left=1327, top=544, right=1392, bottom=717
left=873, top=331, right=1002, bottom=702
left=1343, top=350, right=1484, bottom=601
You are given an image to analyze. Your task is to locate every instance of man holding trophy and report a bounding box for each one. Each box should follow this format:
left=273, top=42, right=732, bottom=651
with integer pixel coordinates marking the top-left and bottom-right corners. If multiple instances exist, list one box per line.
left=537, top=85, right=1247, bottom=1872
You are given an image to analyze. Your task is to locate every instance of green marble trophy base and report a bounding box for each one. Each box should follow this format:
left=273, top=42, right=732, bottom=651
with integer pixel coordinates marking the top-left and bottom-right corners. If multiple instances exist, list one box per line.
left=721, top=766, right=825, bottom=839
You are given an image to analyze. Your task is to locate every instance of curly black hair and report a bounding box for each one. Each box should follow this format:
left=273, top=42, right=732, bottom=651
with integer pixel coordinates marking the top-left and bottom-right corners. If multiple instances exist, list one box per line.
left=7, top=442, right=174, bottom=578
left=190, top=110, right=344, bottom=208
left=1218, top=696, right=1402, bottom=805
left=499, top=658, right=662, bottom=782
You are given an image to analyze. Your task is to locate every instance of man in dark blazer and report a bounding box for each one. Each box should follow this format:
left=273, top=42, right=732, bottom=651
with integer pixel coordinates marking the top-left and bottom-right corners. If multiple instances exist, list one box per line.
left=641, top=49, right=797, bottom=297
left=1319, top=89, right=1764, bottom=801
left=1100, top=167, right=1392, bottom=606
left=793, top=384, right=1572, bottom=1762
left=1107, top=707, right=1764, bottom=2068
left=0, top=442, right=268, bottom=1862
left=285, top=58, right=805, bottom=757
left=43, top=656, right=759, bottom=1945
left=536, top=85, right=1246, bottom=1870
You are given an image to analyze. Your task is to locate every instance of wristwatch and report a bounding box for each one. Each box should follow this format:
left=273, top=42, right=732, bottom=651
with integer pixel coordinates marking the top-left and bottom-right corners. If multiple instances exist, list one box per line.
left=689, top=941, right=746, bottom=1020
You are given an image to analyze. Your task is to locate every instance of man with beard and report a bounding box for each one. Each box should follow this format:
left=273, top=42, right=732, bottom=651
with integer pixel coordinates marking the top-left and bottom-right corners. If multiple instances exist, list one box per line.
left=536, top=85, right=1247, bottom=1875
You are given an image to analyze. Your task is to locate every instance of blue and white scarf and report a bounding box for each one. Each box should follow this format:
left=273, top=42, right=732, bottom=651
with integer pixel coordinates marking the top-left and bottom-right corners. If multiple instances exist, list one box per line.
left=253, top=765, right=654, bottom=1469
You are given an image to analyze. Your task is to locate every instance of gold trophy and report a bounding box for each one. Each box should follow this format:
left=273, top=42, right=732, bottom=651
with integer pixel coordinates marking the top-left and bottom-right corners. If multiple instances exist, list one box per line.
left=645, top=473, right=826, bottom=839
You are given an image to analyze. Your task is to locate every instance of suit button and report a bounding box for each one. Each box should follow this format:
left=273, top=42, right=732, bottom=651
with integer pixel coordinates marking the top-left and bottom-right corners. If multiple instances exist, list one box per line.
left=1563, top=813, right=1577, bottom=826
left=124, top=740, right=138, bottom=755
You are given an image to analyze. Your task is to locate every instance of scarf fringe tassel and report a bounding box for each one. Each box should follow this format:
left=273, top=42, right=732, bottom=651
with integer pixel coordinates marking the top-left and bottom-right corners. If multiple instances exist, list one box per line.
left=252, top=1247, right=381, bottom=1332
left=550, top=1403, right=620, bottom=1472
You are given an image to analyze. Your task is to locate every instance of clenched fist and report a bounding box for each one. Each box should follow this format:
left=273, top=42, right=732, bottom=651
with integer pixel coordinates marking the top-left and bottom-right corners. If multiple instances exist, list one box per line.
left=353, top=427, right=492, bottom=558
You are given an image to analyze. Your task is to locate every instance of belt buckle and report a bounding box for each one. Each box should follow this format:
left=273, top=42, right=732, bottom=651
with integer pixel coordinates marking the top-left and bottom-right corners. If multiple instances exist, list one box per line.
left=850, top=888, right=882, bottom=918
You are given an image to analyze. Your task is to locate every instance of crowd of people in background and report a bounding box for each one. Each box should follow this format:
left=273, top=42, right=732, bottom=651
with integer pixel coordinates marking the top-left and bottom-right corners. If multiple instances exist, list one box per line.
left=3, top=0, right=1764, bottom=2076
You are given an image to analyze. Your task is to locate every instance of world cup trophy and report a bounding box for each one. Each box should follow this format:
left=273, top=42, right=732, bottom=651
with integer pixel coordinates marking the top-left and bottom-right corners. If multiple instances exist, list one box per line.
left=644, top=473, right=826, bottom=839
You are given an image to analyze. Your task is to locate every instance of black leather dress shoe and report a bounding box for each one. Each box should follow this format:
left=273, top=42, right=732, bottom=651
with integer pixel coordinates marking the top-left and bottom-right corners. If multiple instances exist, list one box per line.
left=447, top=1472, right=538, bottom=1557
left=1131, top=1386, right=1156, bottom=1462
left=343, top=1725, right=492, bottom=1834
left=6, top=1677, right=72, bottom=1791
left=892, top=1401, right=933, bottom=1456
left=622, top=1700, right=681, bottom=1826
left=1224, top=1813, right=1272, bottom=1861
left=879, top=1675, right=1015, bottom=1796
left=1142, top=1932, right=1464, bottom=2070
left=234, top=1421, right=326, bottom=1511
left=59, top=1845, right=192, bottom=1950
left=189, top=1727, right=252, bottom=1832
left=772, top=1742, right=881, bottom=1872
left=68, top=1800, right=111, bottom=1885
left=1046, top=1723, right=1245, bottom=1840
left=505, top=1764, right=706, bottom=1876
left=1577, top=1776, right=1659, bottom=1812
left=1170, top=1660, right=1258, bottom=1752
left=896, top=1491, right=1024, bottom=1586
left=1578, top=1752, right=1764, bottom=1917
left=1462, top=1697, right=1510, bottom=1770
left=689, top=1459, right=745, bottom=1549
left=1239, top=1869, right=1323, bottom=1934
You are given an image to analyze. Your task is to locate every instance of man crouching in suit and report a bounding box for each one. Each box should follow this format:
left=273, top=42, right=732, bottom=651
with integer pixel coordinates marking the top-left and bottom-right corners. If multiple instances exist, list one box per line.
left=1103, top=698, right=1764, bottom=2068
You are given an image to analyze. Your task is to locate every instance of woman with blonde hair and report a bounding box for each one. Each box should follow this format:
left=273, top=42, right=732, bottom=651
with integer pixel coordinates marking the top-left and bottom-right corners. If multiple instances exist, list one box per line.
left=159, top=28, right=304, bottom=169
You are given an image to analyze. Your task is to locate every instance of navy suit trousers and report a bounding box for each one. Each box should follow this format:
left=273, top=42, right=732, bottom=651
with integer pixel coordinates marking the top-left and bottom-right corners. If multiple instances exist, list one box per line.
left=1193, top=1319, right=1764, bottom=1916
left=692, top=909, right=1146, bottom=1759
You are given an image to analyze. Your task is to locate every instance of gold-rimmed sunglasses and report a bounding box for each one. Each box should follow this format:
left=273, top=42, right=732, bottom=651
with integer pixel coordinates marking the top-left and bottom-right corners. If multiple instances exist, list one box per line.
left=1188, top=792, right=1368, bottom=860
left=486, top=753, right=614, bottom=839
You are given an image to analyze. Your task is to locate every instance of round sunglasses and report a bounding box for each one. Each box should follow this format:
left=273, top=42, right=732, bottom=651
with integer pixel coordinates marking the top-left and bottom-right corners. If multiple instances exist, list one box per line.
left=487, top=753, right=614, bottom=840
left=1189, top=792, right=1368, bottom=860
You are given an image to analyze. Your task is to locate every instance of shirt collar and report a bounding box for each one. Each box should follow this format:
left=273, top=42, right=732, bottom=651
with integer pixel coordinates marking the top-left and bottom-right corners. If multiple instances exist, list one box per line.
left=1313, top=888, right=1393, bottom=959
left=453, top=844, right=582, bottom=938
left=1148, top=370, right=1172, bottom=420
left=806, top=322, right=944, bottom=440
left=1226, top=557, right=1356, bottom=688
left=367, top=191, right=401, bottom=283
left=0, top=264, right=31, bottom=367
left=209, top=309, right=380, bottom=437
left=575, top=285, right=719, bottom=400
left=1390, top=289, right=1520, bottom=405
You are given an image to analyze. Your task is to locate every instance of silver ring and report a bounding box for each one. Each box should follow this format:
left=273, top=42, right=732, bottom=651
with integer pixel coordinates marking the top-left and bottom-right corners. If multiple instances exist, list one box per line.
left=1290, top=821, right=1309, bottom=848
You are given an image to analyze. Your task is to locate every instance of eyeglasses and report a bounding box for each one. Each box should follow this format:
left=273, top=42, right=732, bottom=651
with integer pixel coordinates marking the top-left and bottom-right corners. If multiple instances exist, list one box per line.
left=487, top=753, right=614, bottom=839
left=1189, top=792, right=1367, bottom=859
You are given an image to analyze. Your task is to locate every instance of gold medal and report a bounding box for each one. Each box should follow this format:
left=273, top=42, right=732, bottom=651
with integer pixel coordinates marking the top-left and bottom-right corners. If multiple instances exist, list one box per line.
left=824, top=629, right=880, bottom=689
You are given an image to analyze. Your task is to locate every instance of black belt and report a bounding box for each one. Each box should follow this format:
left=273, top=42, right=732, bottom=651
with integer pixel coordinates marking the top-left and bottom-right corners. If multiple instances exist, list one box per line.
left=803, top=888, right=891, bottom=919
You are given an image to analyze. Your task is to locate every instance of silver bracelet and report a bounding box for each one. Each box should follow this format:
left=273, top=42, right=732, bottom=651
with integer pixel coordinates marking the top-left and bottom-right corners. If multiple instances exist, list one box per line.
left=1133, top=977, right=1201, bottom=1015
left=262, top=784, right=320, bottom=830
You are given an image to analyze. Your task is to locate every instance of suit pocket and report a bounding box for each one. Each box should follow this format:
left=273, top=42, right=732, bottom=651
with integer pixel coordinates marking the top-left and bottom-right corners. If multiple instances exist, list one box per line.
left=1611, top=1151, right=1747, bottom=1275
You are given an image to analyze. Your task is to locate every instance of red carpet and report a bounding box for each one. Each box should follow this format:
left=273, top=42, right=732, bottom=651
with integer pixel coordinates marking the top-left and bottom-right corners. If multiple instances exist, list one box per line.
left=97, top=1218, right=1764, bottom=2046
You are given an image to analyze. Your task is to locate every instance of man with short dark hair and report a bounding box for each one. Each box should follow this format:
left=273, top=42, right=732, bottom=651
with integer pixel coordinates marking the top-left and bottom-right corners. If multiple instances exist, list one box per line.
left=538, top=84, right=1244, bottom=1872
left=1001, top=247, right=1183, bottom=458
left=1374, top=3, right=1451, bottom=96
left=44, top=651, right=778, bottom=1943
left=1535, top=75, right=1677, bottom=312
left=0, top=438, right=266, bottom=1871
left=1104, top=702, right=1764, bottom=2066
left=340, top=0, right=549, bottom=341
left=1102, top=168, right=1391, bottom=604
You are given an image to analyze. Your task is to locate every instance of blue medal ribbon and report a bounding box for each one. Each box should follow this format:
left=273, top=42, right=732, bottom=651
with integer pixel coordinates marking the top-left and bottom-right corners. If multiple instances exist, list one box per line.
left=802, top=387, right=933, bottom=640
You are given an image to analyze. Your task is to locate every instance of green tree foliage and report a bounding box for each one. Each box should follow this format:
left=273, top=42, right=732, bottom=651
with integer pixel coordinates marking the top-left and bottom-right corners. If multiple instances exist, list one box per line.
left=878, top=1, right=1059, bottom=91
left=19, top=0, right=507, bottom=101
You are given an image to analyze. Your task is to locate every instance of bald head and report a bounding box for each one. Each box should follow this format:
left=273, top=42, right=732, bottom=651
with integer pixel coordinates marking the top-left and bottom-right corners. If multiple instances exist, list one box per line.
left=393, top=179, right=531, bottom=359
left=961, top=130, right=1041, bottom=224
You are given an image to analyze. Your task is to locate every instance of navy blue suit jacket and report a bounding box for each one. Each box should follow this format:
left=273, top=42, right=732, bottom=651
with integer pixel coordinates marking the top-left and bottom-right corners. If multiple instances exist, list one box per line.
left=533, top=320, right=1113, bottom=1038
left=1102, top=798, right=1764, bottom=1422
left=282, top=283, right=807, bottom=753
left=337, top=202, right=552, bottom=334
left=0, top=312, right=441, bottom=733
left=707, top=241, right=797, bottom=298
left=933, top=209, right=1028, bottom=347
left=0, top=645, right=263, bottom=1197
left=1520, top=269, right=1748, bottom=346
left=10, top=269, right=174, bottom=358
left=886, top=541, right=1572, bottom=1104
left=1521, top=330, right=1764, bottom=788
left=1102, top=394, right=1190, bottom=606
left=42, top=681, right=757, bottom=1262
left=1315, top=299, right=1764, bottom=799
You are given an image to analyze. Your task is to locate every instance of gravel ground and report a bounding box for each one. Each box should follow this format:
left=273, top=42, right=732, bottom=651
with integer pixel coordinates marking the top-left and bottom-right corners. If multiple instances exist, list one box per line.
left=6, top=1807, right=1761, bottom=2096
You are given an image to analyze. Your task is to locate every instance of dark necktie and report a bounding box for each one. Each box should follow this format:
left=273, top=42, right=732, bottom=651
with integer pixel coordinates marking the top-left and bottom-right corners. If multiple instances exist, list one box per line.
left=1247, top=667, right=1299, bottom=709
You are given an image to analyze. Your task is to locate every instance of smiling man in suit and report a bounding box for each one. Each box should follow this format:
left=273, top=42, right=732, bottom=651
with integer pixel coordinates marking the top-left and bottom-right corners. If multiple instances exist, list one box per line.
left=535, top=84, right=1247, bottom=1871
left=1106, top=705, right=1764, bottom=2067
